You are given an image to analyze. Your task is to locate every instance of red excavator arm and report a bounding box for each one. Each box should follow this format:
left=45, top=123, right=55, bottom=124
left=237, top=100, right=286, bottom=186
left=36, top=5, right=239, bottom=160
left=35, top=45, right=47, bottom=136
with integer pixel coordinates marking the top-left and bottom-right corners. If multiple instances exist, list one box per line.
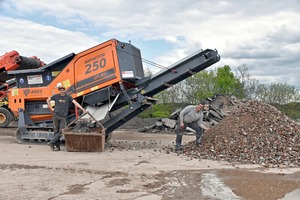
left=0, top=50, right=45, bottom=72
left=0, top=50, right=45, bottom=89
left=0, top=50, right=21, bottom=72
left=0, top=51, right=45, bottom=127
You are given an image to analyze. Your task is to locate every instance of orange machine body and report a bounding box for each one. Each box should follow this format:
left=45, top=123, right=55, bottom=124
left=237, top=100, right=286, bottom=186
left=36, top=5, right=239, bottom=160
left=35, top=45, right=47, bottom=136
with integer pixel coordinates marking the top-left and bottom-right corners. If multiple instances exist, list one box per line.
left=7, top=39, right=143, bottom=123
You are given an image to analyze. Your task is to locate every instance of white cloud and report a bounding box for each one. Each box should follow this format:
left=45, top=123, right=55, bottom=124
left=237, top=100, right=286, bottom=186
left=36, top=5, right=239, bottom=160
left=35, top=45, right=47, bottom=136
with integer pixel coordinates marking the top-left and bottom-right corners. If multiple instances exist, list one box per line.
left=2, top=0, right=300, bottom=89
left=0, top=16, right=99, bottom=63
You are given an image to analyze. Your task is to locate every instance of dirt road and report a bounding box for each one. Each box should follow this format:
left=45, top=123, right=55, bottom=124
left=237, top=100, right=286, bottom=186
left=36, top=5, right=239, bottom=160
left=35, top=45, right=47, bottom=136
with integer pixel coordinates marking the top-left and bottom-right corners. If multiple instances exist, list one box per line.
left=1, top=128, right=300, bottom=200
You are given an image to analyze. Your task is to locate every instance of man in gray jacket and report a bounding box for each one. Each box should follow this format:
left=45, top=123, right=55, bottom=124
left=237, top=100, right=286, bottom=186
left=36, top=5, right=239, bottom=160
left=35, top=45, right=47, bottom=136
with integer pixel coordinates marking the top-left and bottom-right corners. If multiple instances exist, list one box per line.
left=175, top=102, right=208, bottom=151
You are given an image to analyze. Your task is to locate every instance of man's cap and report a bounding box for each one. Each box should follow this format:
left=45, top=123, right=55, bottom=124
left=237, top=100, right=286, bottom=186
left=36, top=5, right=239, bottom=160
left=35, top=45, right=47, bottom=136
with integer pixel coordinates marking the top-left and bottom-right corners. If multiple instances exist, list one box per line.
left=58, top=85, right=66, bottom=90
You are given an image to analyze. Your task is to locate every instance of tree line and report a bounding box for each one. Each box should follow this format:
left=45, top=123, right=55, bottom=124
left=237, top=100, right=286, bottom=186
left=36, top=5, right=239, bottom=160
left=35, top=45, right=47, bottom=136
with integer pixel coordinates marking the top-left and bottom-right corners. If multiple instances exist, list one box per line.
left=140, top=64, right=300, bottom=119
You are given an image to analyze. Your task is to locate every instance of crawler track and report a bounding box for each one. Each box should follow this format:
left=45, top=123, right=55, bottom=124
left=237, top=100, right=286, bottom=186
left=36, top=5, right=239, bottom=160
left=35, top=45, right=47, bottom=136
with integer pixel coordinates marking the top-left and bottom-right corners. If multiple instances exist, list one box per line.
left=15, top=127, right=55, bottom=144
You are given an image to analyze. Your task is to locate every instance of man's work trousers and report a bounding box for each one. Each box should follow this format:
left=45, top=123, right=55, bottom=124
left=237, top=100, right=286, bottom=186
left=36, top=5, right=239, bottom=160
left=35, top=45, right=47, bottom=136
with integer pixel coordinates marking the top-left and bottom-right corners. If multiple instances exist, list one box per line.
left=50, top=116, right=67, bottom=148
left=175, top=120, right=203, bottom=150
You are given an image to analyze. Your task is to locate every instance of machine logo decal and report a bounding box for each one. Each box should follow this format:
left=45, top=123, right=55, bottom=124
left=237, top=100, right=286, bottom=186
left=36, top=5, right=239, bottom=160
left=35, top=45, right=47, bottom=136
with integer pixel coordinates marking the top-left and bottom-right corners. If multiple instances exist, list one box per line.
left=85, top=53, right=106, bottom=74
left=23, top=89, right=30, bottom=97
left=76, top=68, right=116, bottom=89
left=23, top=89, right=43, bottom=97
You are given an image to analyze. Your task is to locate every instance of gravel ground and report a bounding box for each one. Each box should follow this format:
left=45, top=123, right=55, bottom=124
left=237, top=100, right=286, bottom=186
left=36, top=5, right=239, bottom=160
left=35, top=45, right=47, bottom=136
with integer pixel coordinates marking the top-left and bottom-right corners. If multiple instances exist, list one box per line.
left=1, top=128, right=300, bottom=200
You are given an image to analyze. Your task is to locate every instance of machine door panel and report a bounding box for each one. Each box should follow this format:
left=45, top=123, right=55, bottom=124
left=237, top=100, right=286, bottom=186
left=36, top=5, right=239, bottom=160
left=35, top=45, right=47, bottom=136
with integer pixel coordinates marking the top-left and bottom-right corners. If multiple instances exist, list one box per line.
left=74, top=44, right=120, bottom=93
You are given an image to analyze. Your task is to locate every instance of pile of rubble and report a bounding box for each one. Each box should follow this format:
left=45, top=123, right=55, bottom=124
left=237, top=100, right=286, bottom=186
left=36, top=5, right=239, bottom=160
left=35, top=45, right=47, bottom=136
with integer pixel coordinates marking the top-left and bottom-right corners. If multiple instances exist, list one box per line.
left=64, top=118, right=104, bottom=134
left=128, top=94, right=300, bottom=167
left=67, top=119, right=96, bottom=133
left=179, top=100, right=300, bottom=167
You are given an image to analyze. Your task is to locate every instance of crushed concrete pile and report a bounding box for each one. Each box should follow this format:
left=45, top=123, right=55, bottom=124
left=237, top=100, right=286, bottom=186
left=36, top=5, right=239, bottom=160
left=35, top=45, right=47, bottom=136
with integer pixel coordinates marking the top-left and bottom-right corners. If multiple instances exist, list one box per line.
left=180, top=100, right=300, bottom=167
left=64, top=119, right=103, bottom=134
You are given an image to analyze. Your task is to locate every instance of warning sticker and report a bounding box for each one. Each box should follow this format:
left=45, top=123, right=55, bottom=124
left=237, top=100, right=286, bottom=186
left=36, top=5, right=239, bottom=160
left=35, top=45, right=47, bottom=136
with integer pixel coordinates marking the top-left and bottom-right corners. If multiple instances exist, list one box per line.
left=27, top=74, right=43, bottom=84
left=63, top=79, right=71, bottom=88
left=91, top=86, right=99, bottom=91
left=77, top=91, right=84, bottom=97
left=52, top=71, right=60, bottom=76
left=12, top=89, right=18, bottom=96
left=122, top=71, right=134, bottom=78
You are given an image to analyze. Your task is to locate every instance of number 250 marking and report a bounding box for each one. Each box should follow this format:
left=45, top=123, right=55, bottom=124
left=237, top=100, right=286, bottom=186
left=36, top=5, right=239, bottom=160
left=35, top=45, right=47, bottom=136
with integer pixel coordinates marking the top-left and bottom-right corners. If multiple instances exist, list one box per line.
left=85, top=58, right=106, bottom=74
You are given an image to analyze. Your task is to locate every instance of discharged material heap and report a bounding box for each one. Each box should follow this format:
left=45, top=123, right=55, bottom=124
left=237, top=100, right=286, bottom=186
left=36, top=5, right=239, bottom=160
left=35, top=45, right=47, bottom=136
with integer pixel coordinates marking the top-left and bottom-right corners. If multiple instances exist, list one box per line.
left=182, top=100, right=300, bottom=167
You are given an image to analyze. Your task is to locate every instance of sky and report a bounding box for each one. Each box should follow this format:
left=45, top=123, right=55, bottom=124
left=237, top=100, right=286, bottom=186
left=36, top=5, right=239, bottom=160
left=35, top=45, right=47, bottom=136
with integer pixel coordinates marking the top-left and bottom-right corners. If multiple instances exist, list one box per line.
left=1, top=0, right=300, bottom=89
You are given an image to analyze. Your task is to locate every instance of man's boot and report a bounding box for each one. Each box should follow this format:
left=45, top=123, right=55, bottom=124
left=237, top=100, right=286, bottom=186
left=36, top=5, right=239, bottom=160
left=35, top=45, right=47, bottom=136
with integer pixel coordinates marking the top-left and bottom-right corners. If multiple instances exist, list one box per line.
left=195, top=136, right=202, bottom=146
left=54, top=142, right=61, bottom=151
left=48, top=142, right=55, bottom=151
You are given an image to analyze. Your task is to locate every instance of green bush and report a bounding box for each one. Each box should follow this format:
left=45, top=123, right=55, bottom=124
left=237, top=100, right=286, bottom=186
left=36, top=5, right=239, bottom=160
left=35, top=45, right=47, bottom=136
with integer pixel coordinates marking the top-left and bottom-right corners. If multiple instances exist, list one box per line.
left=138, top=103, right=188, bottom=118
left=272, top=102, right=300, bottom=120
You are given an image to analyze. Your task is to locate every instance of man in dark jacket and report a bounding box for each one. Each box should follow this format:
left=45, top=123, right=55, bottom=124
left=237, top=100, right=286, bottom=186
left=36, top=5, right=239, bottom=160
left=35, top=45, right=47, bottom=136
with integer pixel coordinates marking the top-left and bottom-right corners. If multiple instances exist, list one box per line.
left=175, top=102, right=209, bottom=151
left=46, top=85, right=86, bottom=151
